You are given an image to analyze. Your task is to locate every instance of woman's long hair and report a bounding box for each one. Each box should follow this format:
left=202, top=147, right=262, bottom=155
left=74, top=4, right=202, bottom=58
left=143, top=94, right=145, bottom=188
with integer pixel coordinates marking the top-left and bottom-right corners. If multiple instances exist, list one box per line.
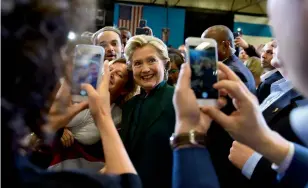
left=1, top=0, right=96, bottom=184
left=109, top=58, right=140, bottom=106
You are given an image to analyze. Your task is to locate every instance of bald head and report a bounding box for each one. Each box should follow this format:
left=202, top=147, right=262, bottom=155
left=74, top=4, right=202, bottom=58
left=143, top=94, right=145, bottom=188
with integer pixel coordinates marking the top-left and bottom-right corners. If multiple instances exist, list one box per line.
left=201, top=25, right=234, bottom=48
left=201, top=25, right=234, bottom=61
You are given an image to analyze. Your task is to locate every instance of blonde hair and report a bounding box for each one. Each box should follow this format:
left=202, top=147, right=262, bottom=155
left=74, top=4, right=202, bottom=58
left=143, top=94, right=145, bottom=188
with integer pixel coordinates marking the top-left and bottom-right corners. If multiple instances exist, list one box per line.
left=91, top=26, right=121, bottom=45
left=109, top=58, right=140, bottom=104
left=124, top=35, right=171, bottom=80
left=245, top=57, right=264, bottom=78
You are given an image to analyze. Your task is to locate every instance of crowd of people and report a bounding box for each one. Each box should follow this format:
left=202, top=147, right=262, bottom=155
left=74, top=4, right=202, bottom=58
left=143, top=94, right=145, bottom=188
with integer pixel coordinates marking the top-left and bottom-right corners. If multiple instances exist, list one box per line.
left=2, top=0, right=308, bottom=187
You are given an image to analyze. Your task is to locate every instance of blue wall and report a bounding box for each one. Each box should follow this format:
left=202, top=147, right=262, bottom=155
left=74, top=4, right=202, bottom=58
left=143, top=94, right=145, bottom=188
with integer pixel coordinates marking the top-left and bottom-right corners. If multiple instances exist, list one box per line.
left=114, top=4, right=185, bottom=48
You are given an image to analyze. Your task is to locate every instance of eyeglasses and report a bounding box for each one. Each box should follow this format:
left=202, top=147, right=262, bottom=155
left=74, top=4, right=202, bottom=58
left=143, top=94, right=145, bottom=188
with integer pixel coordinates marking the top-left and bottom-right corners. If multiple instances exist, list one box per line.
left=168, top=69, right=179, bottom=74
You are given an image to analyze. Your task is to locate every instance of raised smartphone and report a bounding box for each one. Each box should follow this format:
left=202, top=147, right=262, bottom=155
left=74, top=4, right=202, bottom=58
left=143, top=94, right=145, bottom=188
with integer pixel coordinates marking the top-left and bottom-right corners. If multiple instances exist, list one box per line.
left=136, top=19, right=150, bottom=35
left=71, top=44, right=105, bottom=102
left=139, top=19, right=147, bottom=28
left=185, top=37, right=218, bottom=106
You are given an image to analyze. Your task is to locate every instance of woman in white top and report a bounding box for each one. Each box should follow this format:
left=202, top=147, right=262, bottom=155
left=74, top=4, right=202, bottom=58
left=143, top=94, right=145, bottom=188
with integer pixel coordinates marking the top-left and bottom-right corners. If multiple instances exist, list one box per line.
left=49, top=58, right=139, bottom=171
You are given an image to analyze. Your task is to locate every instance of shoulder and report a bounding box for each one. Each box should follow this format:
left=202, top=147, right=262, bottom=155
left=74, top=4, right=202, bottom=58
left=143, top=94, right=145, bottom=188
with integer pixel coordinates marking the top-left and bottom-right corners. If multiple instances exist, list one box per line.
left=259, top=81, right=272, bottom=89
left=122, top=95, right=140, bottom=110
left=227, top=57, right=248, bottom=77
left=229, top=66, right=248, bottom=84
left=272, top=71, right=283, bottom=79
left=265, top=72, right=282, bottom=83
left=164, top=84, right=175, bottom=96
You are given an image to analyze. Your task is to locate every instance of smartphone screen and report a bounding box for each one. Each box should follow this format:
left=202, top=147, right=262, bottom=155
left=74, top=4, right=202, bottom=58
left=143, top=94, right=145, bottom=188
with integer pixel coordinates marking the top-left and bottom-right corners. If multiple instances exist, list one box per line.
left=72, top=53, right=102, bottom=96
left=234, top=30, right=243, bottom=38
left=139, top=19, right=147, bottom=28
left=188, top=45, right=218, bottom=100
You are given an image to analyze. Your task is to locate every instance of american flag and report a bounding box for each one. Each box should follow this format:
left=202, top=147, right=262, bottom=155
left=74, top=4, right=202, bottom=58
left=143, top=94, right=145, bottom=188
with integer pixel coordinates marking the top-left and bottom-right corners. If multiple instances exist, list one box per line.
left=118, top=4, right=143, bottom=35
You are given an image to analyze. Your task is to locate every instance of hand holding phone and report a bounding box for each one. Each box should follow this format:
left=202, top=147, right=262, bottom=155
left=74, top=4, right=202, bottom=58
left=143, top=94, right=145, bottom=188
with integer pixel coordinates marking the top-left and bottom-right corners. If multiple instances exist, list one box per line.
left=71, top=44, right=105, bottom=102
left=234, top=28, right=243, bottom=38
left=135, top=19, right=153, bottom=35
left=185, top=37, right=218, bottom=106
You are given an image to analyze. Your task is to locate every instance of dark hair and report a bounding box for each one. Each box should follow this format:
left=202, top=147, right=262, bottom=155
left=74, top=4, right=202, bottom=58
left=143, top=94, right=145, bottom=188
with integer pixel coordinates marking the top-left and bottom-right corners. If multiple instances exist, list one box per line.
left=109, top=58, right=139, bottom=105
left=118, top=27, right=129, bottom=32
left=118, top=27, right=132, bottom=40
left=91, top=26, right=121, bottom=45
left=168, top=48, right=185, bottom=69
left=2, top=0, right=95, bottom=182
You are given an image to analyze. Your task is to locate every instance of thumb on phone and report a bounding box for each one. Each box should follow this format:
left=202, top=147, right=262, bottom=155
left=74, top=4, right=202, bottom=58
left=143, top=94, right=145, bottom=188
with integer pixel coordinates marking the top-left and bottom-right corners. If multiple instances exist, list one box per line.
left=97, top=60, right=110, bottom=95
left=81, top=83, right=96, bottom=97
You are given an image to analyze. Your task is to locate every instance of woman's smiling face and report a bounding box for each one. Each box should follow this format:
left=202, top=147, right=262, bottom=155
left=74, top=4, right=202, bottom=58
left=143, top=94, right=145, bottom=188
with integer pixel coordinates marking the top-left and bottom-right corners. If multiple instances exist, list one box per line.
left=131, top=44, right=165, bottom=92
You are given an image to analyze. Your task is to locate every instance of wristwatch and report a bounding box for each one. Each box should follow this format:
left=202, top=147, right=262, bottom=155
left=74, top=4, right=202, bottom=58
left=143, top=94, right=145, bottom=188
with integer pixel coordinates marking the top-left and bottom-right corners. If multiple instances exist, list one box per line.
left=170, top=129, right=206, bottom=149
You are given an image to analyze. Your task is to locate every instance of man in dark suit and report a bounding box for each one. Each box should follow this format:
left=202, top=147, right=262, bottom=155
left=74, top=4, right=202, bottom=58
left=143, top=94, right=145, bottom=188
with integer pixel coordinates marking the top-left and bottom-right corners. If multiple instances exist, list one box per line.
left=204, top=1, right=308, bottom=186
left=228, top=45, right=308, bottom=187
left=201, top=25, right=256, bottom=188
left=229, top=89, right=307, bottom=187
left=257, top=41, right=283, bottom=103
left=201, top=25, right=256, bottom=93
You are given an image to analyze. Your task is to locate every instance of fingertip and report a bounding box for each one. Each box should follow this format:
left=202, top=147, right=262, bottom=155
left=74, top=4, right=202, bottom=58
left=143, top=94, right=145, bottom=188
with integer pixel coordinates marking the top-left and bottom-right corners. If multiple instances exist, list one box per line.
left=80, top=83, right=87, bottom=89
left=213, top=83, right=219, bottom=88
left=176, top=63, right=191, bottom=89
left=217, top=98, right=227, bottom=109
left=228, top=154, right=232, bottom=160
left=218, top=70, right=227, bottom=81
left=104, top=60, right=109, bottom=66
left=200, top=106, right=212, bottom=113
left=181, top=62, right=187, bottom=69
left=232, top=141, right=237, bottom=146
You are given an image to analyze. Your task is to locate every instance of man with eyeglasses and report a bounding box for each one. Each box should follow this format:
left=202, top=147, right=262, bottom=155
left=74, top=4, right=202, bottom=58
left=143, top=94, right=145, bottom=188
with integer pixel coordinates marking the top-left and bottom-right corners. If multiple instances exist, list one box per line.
left=167, top=48, right=185, bottom=86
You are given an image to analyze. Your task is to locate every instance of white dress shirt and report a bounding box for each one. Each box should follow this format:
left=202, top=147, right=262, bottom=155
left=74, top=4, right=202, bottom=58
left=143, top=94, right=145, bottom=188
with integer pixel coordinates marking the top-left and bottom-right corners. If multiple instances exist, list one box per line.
left=242, top=78, right=293, bottom=179
left=260, top=69, right=278, bottom=82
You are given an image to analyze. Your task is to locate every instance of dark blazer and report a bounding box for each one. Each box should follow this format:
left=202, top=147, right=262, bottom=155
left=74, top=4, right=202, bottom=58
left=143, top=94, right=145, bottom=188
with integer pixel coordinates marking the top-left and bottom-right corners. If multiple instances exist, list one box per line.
left=120, top=81, right=175, bottom=188
left=250, top=90, right=308, bottom=187
left=280, top=143, right=308, bottom=188
left=172, top=147, right=220, bottom=188
left=257, top=71, right=283, bottom=103
left=206, top=55, right=256, bottom=188
left=225, top=55, right=256, bottom=94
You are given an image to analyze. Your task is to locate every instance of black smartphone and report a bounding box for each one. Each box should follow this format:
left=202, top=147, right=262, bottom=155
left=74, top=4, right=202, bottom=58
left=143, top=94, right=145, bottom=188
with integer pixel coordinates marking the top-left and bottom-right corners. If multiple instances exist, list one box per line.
left=234, top=29, right=243, bottom=38
left=139, top=19, right=147, bottom=28
left=136, top=27, right=150, bottom=35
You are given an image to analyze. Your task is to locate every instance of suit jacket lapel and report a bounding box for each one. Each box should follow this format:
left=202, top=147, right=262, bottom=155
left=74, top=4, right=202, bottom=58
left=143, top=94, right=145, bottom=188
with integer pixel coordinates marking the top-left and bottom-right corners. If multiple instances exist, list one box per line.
left=130, top=84, right=168, bottom=151
left=263, top=89, right=301, bottom=124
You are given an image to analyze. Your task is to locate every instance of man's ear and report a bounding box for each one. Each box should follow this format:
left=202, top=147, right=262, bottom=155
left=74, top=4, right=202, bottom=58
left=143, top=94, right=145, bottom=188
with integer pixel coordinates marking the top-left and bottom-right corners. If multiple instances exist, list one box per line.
left=223, top=41, right=231, bottom=49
